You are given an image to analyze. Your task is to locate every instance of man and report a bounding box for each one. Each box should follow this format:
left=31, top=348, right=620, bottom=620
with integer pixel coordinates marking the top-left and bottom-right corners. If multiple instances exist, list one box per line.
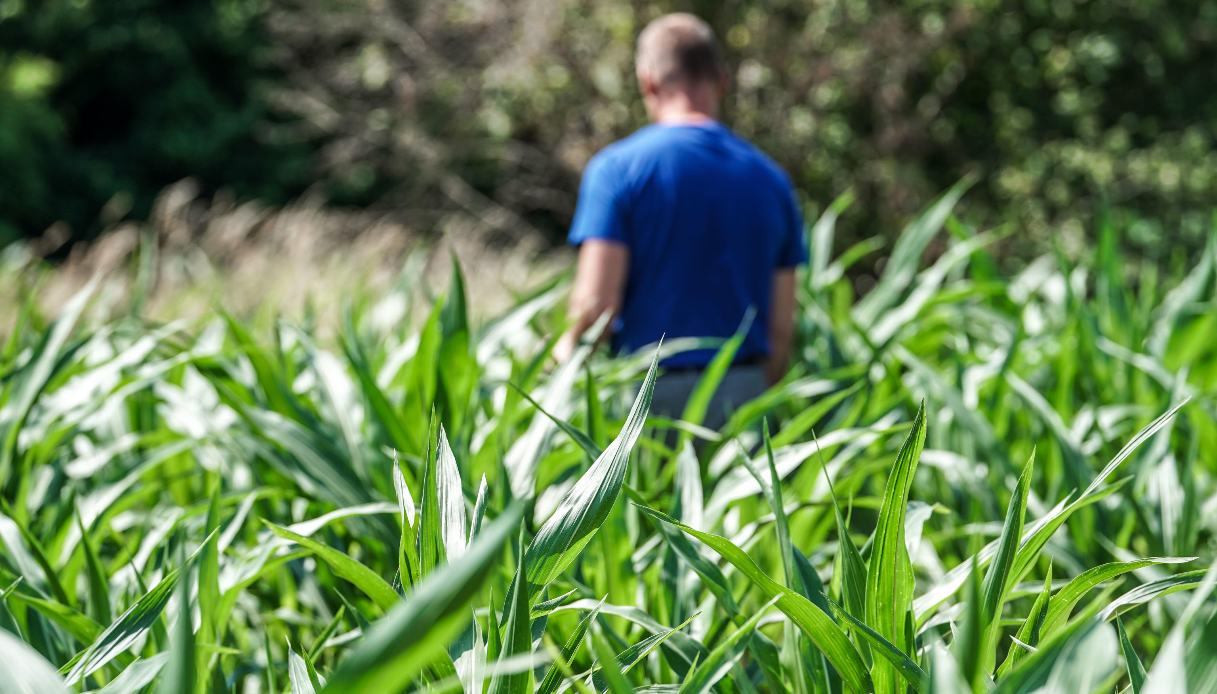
left=556, top=12, right=807, bottom=429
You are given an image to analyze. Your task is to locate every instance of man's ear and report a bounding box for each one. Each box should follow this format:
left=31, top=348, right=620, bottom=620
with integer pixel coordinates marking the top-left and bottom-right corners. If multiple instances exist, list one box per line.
left=717, top=71, right=731, bottom=98
left=638, top=70, right=659, bottom=98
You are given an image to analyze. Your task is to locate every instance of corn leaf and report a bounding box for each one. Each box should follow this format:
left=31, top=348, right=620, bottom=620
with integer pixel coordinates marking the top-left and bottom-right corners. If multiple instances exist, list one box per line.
left=865, top=402, right=927, bottom=694
left=321, top=502, right=524, bottom=694
left=264, top=521, right=399, bottom=613
left=524, top=350, right=657, bottom=594
left=634, top=504, right=871, bottom=693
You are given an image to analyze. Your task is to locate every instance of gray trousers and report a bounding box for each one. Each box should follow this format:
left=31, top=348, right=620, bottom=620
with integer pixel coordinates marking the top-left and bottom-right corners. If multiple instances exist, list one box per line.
left=650, top=366, right=767, bottom=433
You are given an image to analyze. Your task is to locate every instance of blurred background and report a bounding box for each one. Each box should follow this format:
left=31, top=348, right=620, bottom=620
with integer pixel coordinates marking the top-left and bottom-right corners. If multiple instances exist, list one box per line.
left=3, top=0, right=1217, bottom=312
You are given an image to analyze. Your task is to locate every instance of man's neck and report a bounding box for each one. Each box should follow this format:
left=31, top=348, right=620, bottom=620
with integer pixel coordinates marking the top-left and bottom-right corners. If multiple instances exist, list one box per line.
left=654, top=110, right=717, bottom=125
left=649, top=87, right=720, bottom=125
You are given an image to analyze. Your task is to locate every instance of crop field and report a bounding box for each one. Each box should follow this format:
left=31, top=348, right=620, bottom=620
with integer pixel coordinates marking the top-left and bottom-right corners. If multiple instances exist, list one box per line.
left=1, top=188, right=1215, bottom=693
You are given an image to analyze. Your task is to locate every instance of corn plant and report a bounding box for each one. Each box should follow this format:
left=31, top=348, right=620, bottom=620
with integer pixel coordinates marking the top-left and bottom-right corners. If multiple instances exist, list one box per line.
left=0, top=189, right=1214, bottom=692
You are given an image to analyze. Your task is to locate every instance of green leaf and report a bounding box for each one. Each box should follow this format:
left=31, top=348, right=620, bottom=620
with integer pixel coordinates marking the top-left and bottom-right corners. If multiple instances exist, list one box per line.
left=996, top=562, right=1053, bottom=677
left=1098, top=570, right=1208, bottom=621
left=486, top=586, right=502, bottom=664
left=420, top=412, right=446, bottom=574
left=503, top=315, right=602, bottom=497
left=792, top=549, right=837, bottom=690
left=680, top=596, right=778, bottom=694
left=392, top=451, right=419, bottom=589
left=634, top=504, right=871, bottom=693
left=403, top=302, right=443, bottom=454
left=0, top=279, right=95, bottom=491
left=828, top=599, right=927, bottom=692
left=76, top=509, right=112, bottom=626
left=508, top=382, right=601, bottom=461
left=543, top=599, right=707, bottom=676
left=1182, top=608, right=1217, bottom=693
left=94, top=656, right=169, bottom=694
left=926, top=642, right=968, bottom=694
left=340, top=331, right=417, bottom=467
left=436, top=425, right=468, bottom=561
left=536, top=601, right=601, bottom=694
left=1036, top=620, right=1119, bottom=694
left=753, top=421, right=816, bottom=694
left=993, top=599, right=1109, bottom=694
left=155, top=555, right=195, bottom=694
left=438, top=256, right=477, bottom=438
left=825, top=459, right=867, bottom=622
left=65, top=530, right=216, bottom=684
left=1, top=511, right=71, bottom=607
left=1040, top=557, right=1195, bottom=637
left=0, top=625, right=71, bottom=694
left=524, top=350, right=657, bottom=595
left=264, top=521, right=399, bottom=613
left=264, top=631, right=278, bottom=694
left=1139, top=560, right=1217, bottom=693
left=320, top=503, right=523, bottom=694
left=5, top=590, right=102, bottom=646
left=853, top=178, right=972, bottom=329
left=488, top=528, right=532, bottom=694
left=195, top=484, right=221, bottom=691
left=587, top=623, right=633, bottom=694
left=1116, top=618, right=1146, bottom=694
left=954, top=557, right=984, bottom=693
left=585, top=364, right=606, bottom=449
left=917, top=400, right=1187, bottom=622
left=288, top=644, right=319, bottom=694
left=981, top=451, right=1033, bottom=623
left=671, top=310, right=752, bottom=454
left=612, top=613, right=697, bottom=676
left=645, top=516, right=737, bottom=614
left=974, top=450, right=1034, bottom=678
left=865, top=402, right=927, bottom=694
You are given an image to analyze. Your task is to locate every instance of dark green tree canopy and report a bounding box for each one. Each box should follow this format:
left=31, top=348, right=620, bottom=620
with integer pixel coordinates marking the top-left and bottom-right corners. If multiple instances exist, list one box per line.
left=0, top=0, right=311, bottom=244
left=3, top=0, right=1217, bottom=256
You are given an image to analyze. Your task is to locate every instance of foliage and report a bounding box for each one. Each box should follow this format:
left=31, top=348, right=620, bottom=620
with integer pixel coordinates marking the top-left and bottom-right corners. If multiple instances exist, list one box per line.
left=7, top=0, right=1217, bottom=257
left=0, top=193, right=1215, bottom=691
left=171, top=0, right=1217, bottom=251
left=0, top=0, right=312, bottom=243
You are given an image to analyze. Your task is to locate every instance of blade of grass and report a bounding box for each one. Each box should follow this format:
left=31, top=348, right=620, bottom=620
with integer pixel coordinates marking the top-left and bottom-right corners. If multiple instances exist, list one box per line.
left=320, top=502, right=524, bottom=694
left=65, top=529, right=217, bottom=684
left=537, top=600, right=602, bottom=694
left=866, top=402, right=927, bottom=694
left=0, top=625, right=71, bottom=694
left=680, top=596, right=778, bottom=694
left=1039, top=557, right=1195, bottom=637
left=488, top=527, right=532, bottom=694
left=154, top=553, right=195, bottom=694
left=634, top=504, right=871, bottom=693
left=1116, top=618, right=1146, bottom=693
left=524, top=349, right=657, bottom=595
left=264, top=521, right=399, bottom=613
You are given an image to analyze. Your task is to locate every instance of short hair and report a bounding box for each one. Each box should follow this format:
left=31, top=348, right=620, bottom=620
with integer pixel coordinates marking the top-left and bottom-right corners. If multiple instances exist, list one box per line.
left=636, top=13, right=726, bottom=87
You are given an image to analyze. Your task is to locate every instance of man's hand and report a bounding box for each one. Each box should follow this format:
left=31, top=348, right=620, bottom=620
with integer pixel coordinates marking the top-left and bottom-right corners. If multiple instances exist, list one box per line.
left=765, top=268, right=797, bottom=384
left=555, top=239, right=630, bottom=362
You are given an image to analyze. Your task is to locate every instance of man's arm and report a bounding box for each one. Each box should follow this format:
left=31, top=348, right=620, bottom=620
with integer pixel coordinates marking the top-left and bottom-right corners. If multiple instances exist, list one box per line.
left=765, top=268, right=797, bottom=384
left=555, top=240, right=630, bottom=362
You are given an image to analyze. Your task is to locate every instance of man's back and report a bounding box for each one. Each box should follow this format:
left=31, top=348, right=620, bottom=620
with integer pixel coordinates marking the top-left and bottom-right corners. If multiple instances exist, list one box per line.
left=569, top=122, right=805, bottom=366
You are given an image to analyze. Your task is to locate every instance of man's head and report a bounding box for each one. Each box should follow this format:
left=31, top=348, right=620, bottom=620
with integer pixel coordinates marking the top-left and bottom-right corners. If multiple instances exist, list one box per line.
left=635, top=13, right=727, bottom=122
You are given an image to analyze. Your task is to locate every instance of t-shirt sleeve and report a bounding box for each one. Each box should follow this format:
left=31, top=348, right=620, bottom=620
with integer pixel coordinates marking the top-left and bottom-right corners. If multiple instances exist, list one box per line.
left=568, top=153, right=630, bottom=247
left=777, top=177, right=809, bottom=268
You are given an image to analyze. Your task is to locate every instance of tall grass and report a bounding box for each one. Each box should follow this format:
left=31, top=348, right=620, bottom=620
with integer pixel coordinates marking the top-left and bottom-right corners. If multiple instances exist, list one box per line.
left=0, top=190, right=1215, bottom=692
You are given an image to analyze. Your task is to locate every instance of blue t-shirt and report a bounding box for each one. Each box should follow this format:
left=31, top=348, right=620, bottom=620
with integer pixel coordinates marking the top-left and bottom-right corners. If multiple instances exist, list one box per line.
left=568, top=122, right=807, bottom=367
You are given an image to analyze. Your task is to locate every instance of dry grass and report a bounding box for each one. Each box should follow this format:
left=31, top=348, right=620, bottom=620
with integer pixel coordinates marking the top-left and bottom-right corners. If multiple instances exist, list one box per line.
left=1, top=180, right=569, bottom=331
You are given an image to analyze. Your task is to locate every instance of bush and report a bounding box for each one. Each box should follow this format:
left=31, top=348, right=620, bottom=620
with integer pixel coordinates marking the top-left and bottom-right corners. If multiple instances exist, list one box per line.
left=0, top=0, right=313, bottom=241
left=6, top=0, right=1217, bottom=259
